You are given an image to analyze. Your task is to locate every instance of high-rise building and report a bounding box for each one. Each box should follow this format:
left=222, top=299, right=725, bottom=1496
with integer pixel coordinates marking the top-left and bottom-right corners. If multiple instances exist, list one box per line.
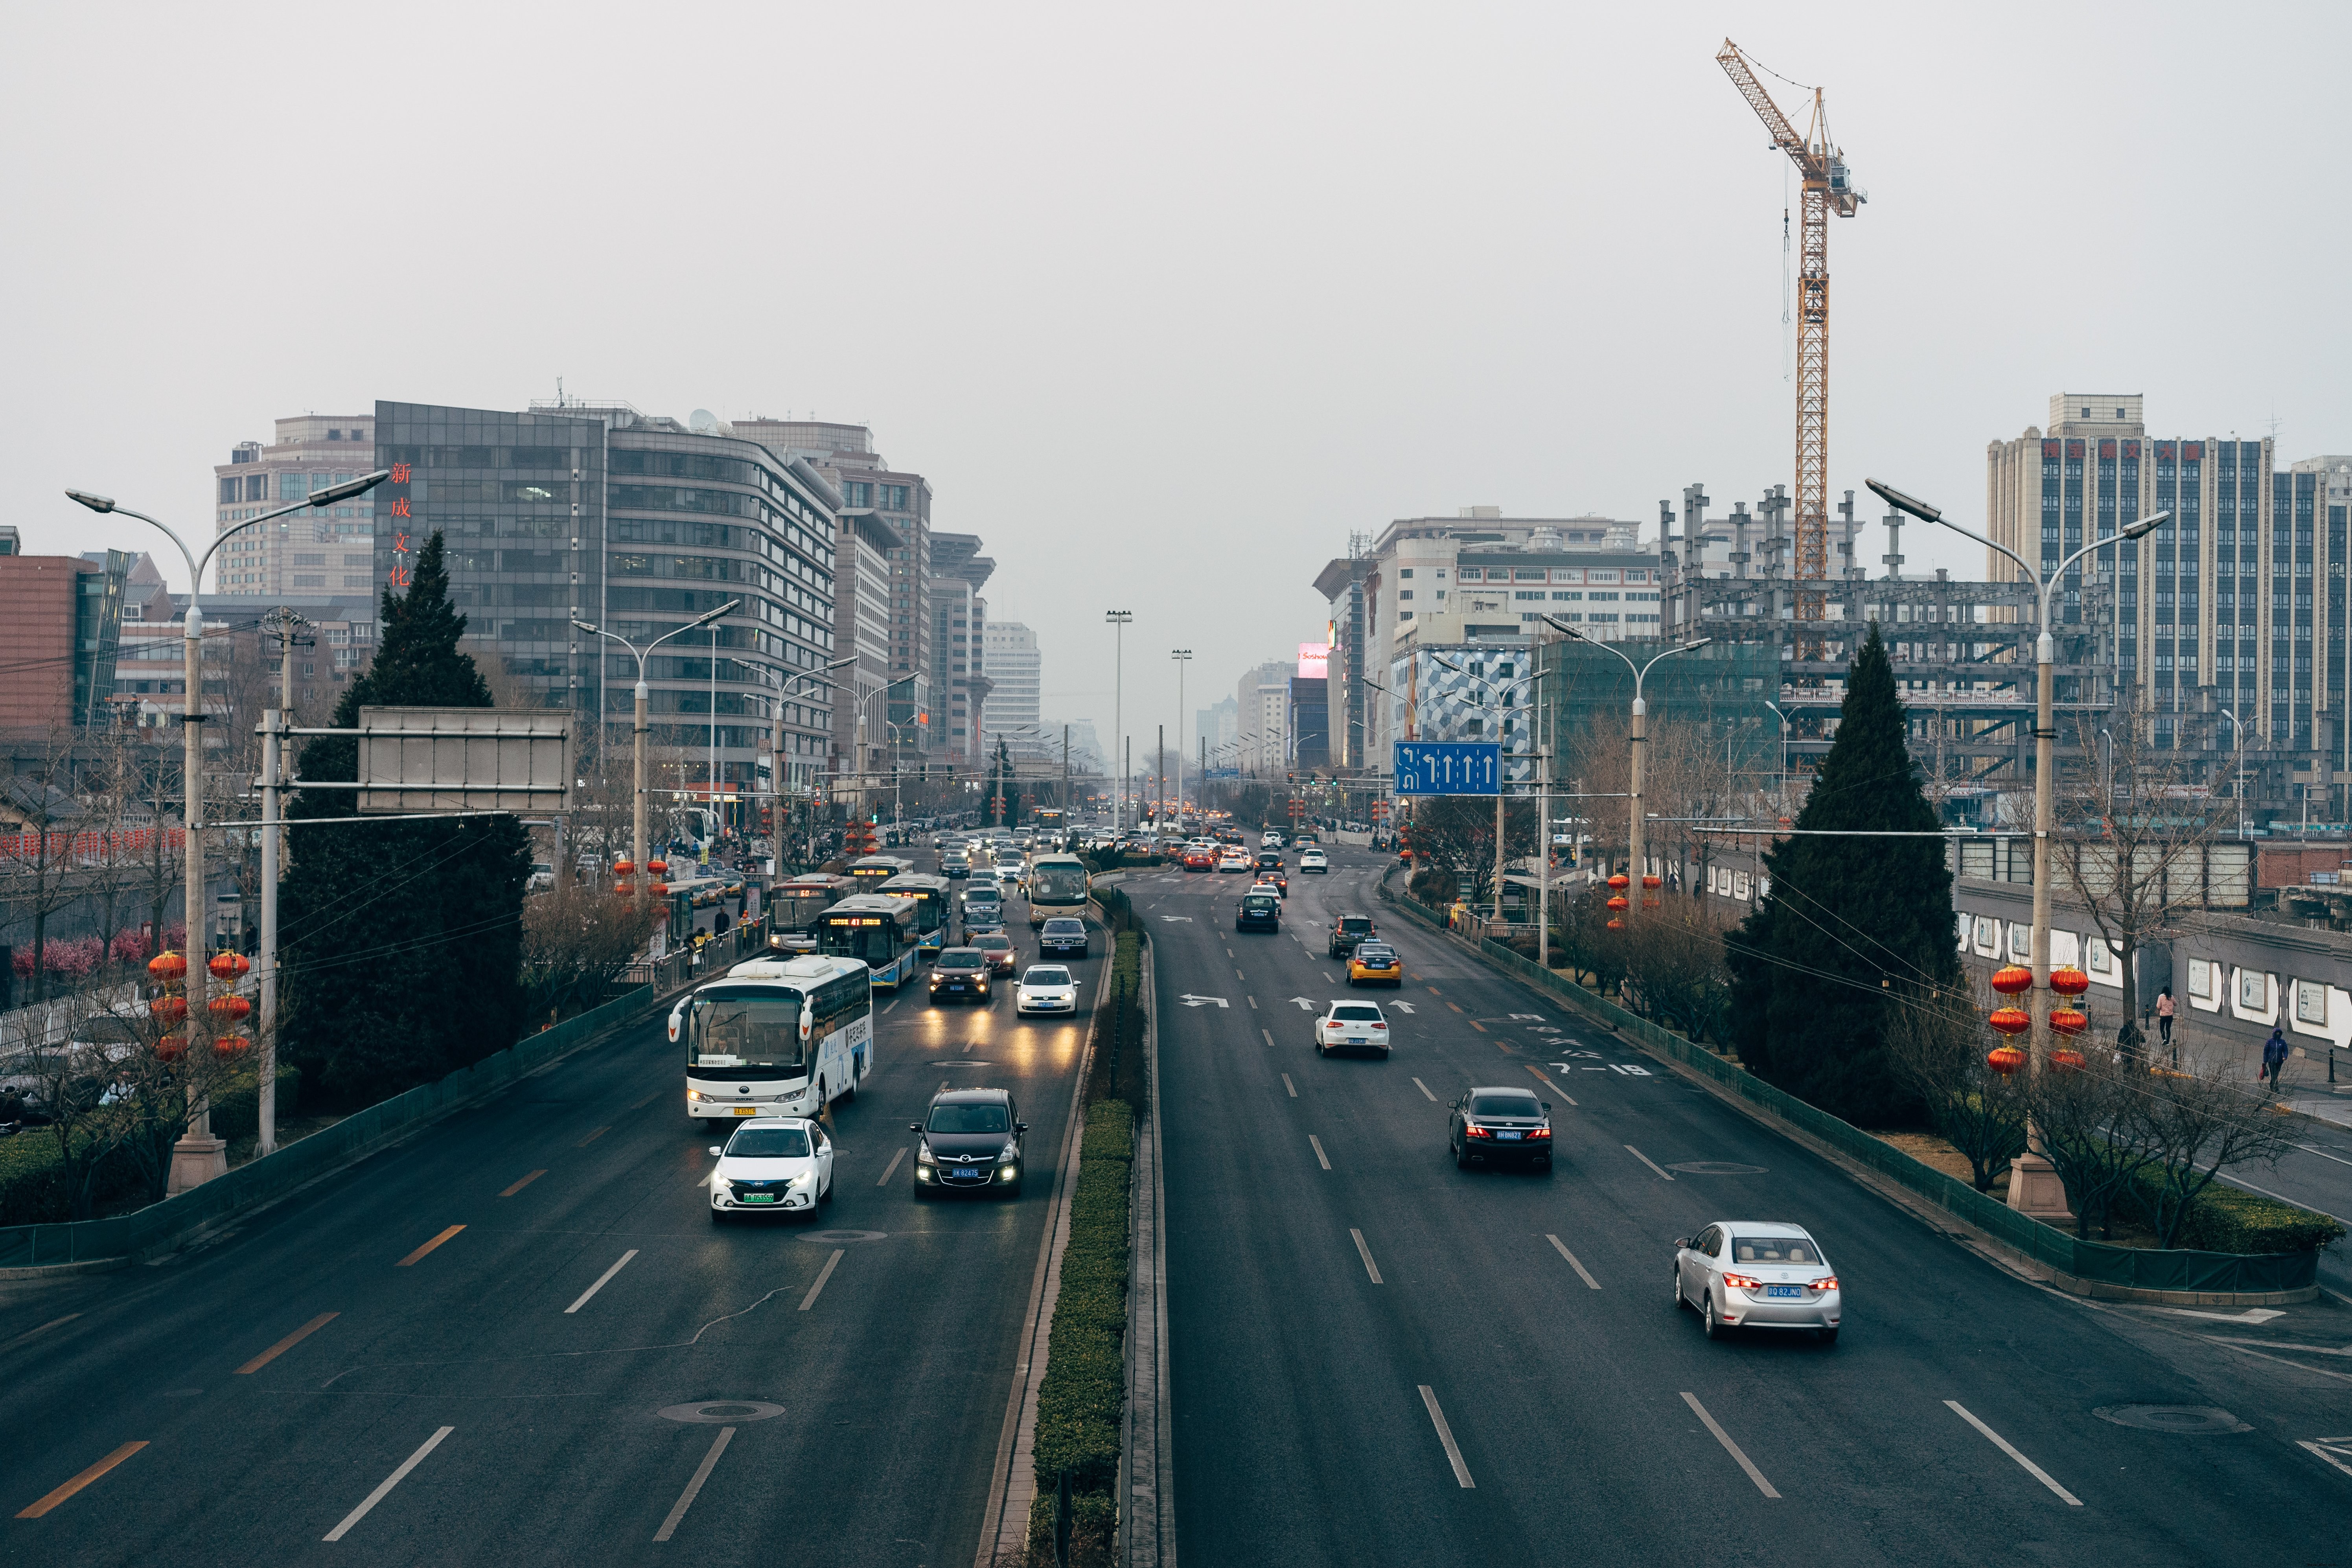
left=1195, top=695, right=1238, bottom=765
left=210, top=416, right=382, bottom=597
left=983, top=621, right=1043, bottom=756
left=1233, top=659, right=1292, bottom=774
left=1987, top=394, right=2350, bottom=779
left=930, top=533, right=994, bottom=768
left=0, top=548, right=128, bottom=729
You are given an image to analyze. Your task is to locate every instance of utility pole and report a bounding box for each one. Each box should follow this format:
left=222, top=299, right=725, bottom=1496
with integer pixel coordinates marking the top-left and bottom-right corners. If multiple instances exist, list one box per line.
left=1171, top=648, right=1191, bottom=829
left=256, top=607, right=309, bottom=1159
left=1106, top=611, right=1132, bottom=832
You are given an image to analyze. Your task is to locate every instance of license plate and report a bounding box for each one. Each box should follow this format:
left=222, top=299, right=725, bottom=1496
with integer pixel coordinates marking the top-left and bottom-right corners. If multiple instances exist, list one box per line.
left=742, top=1193, right=777, bottom=1204
left=1765, top=1285, right=1802, bottom=1299
left=732, top=1106, right=758, bottom=1115
left=1497, top=1130, right=1522, bottom=1141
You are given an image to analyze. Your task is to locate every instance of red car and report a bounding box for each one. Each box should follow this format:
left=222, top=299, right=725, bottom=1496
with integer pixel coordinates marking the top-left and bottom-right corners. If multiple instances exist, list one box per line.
left=1183, top=848, right=1216, bottom=872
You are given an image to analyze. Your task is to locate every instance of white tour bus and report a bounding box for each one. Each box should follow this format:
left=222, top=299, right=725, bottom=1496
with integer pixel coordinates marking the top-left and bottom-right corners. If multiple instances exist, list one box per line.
left=672, top=953, right=874, bottom=1123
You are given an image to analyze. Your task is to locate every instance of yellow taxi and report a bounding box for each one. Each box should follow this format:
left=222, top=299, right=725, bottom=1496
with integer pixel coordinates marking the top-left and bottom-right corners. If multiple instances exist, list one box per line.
left=1346, top=942, right=1403, bottom=987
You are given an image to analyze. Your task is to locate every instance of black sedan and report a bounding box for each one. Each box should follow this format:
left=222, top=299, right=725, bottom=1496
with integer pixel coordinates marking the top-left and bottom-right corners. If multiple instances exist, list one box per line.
left=1039, top=917, right=1090, bottom=957
left=913, top=1088, right=1027, bottom=1198
left=928, top=947, right=994, bottom=1005
left=1448, top=1086, right=1553, bottom=1171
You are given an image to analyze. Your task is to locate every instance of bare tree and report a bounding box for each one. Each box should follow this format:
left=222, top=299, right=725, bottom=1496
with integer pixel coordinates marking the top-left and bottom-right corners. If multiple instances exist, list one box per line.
left=0, top=723, right=90, bottom=1002
left=2134, top=1041, right=2295, bottom=1249
left=519, top=879, right=660, bottom=1024
left=1881, top=981, right=2029, bottom=1192
left=1619, top=898, right=1739, bottom=1047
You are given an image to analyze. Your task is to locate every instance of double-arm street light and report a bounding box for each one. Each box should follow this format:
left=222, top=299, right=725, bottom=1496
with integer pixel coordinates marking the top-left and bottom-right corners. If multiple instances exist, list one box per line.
left=70, top=470, right=390, bottom=1192
left=1106, top=611, right=1133, bottom=832
left=1870, top=477, right=2166, bottom=1219
left=1170, top=649, right=1192, bottom=828
left=573, top=600, right=741, bottom=902
left=1430, top=653, right=1551, bottom=928
left=1541, top=619, right=1711, bottom=926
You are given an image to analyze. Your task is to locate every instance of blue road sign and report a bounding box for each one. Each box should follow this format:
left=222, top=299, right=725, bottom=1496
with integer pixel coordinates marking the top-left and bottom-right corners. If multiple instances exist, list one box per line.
left=1393, top=742, right=1501, bottom=796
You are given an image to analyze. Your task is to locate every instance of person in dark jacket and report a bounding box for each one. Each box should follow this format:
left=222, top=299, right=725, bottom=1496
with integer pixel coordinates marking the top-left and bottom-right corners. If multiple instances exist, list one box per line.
left=2263, top=1027, right=2291, bottom=1092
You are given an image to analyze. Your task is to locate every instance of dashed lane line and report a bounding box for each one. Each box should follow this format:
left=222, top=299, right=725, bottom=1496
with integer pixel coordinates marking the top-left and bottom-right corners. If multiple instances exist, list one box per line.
left=1682, top=1393, right=1778, bottom=1498
left=1625, top=1146, right=1675, bottom=1181
left=1282, top=1074, right=1297, bottom=1097
left=16, top=1443, right=148, bottom=1519
left=653, top=1427, right=736, bottom=1543
left=395, top=1225, right=466, bottom=1267
left=564, top=1250, right=640, bottom=1314
left=1262, top=1028, right=1274, bottom=1047
left=1411, top=1078, right=1438, bottom=1102
left=236, top=1312, right=340, bottom=1374
left=1546, top=1235, right=1601, bottom=1290
left=500, top=1169, right=547, bottom=1198
left=799, top=1249, right=846, bottom=1311
left=878, top=1147, right=907, bottom=1185
left=1350, top=1229, right=1384, bottom=1284
left=1419, top=1387, right=1474, bottom=1488
left=323, top=1427, right=454, bottom=1540
left=1525, top=1066, right=1574, bottom=1106
left=1309, top=1135, right=1332, bottom=1171
left=1944, top=1401, right=2082, bottom=1506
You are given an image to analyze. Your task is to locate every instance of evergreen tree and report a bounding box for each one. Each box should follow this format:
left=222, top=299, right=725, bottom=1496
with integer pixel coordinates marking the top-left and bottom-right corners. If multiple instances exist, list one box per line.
left=279, top=533, right=532, bottom=1108
left=1726, top=623, right=1956, bottom=1125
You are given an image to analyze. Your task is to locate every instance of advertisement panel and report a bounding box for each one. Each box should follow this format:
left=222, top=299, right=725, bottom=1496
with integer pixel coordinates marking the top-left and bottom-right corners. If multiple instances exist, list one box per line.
left=1297, top=642, right=1330, bottom=679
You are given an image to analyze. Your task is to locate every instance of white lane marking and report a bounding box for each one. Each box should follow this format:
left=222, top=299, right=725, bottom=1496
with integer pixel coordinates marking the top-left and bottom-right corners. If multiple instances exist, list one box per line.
left=1626, top=1146, right=1675, bottom=1181
left=1681, top=1393, right=1779, bottom=1498
left=1525, top=1065, right=1574, bottom=1106
left=1391, top=1001, right=1415, bottom=1013
left=1179, top=994, right=1228, bottom=1008
left=1418, top=1386, right=1474, bottom=1487
left=2155, top=1306, right=2284, bottom=1325
left=2295, top=1142, right=2352, bottom=1169
left=799, top=1248, right=845, bottom=1311
left=1350, top=1228, right=1384, bottom=1284
left=1282, top=1074, right=1297, bottom=1098
left=1287, top=997, right=1318, bottom=1009
left=1546, top=1234, right=1600, bottom=1290
left=2299, top=1439, right=2352, bottom=1480
left=1411, top=1077, right=1437, bottom=1102
left=2203, top=1337, right=2352, bottom=1386
left=2206, top=1335, right=2339, bottom=1353
left=882, top=996, right=901, bottom=1015
left=323, top=1426, right=455, bottom=1540
left=564, top=1249, right=640, bottom=1314
left=1247, top=996, right=1257, bottom=1009
left=653, top=1426, right=736, bottom=1542
left=1261, top=1028, right=1274, bottom=1047
left=1943, top=1401, right=2081, bottom=1506
left=0, top=1313, right=81, bottom=1355
left=878, top=1147, right=907, bottom=1186
left=1309, top=1135, right=1331, bottom=1171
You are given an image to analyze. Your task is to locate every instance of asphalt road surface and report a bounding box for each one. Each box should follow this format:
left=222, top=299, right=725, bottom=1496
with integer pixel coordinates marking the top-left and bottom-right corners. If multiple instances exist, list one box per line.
left=0, top=869, right=1099, bottom=1568
left=1152, top=845, right=2352, bottom=1567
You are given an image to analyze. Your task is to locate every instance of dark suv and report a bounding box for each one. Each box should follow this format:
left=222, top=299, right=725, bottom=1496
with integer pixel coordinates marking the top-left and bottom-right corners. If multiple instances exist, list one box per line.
left=912, top=1088, right=1027, bottom=1198
left=1236, top=889, right=1282, bottom=932
left=1327, top=912, right=1376, bottom=958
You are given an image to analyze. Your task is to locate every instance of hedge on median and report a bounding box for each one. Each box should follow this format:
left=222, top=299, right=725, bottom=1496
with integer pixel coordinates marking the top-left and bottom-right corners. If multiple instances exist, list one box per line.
left=1025, top=1097, right=1134, bottom=1566
left=0, top=1067, right=299, bottom=1226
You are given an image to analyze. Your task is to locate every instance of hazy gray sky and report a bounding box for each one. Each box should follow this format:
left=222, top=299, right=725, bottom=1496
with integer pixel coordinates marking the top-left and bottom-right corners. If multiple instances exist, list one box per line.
left=9, top=2, right=2352, bottom=753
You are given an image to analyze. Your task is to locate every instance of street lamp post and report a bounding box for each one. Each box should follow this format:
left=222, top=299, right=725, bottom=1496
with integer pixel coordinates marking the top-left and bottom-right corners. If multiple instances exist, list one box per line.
left=1540, top=620, right=1711, bottom=924
left=1871, top=477, right=2165, bottom=1220
left=1761, top=699, right=1790, bottom=817
left=767, top=655, right=859, bottom=873
left=1171, top=649, right=1192, bottom=831
left=2219, top=707, right=2246, bottom=839
left=70, top=470, right=390, bottom=1193
left=572, top=600, right=741, bottom=903
left=1106, top=611, right=1133, bottom=832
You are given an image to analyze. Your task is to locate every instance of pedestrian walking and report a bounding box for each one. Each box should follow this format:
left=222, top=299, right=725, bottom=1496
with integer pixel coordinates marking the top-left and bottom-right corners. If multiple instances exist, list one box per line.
left=2155, top=986, right=2175, bottom=1049
left=2263, top=1026, right=2290, bottom=1092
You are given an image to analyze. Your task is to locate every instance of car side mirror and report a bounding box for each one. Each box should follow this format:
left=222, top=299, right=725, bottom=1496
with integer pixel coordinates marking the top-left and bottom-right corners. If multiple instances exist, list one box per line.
left=1016, top=1122, right=1029, bottom=1133
left=708, top=1146, right=724, bottom=1157
left=1675, top=1237, right=1691, bottom=1251
left=909, top=1123, right=924, bottom=1133
left=1541, top=1102, right=1551, bottom=1112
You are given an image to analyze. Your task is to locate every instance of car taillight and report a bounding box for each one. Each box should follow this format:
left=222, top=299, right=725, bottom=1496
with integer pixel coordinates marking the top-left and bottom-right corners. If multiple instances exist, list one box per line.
left=1810, top=1277, right=1838, bottom=1292
left=1721, top=1272, right=1762, bottom=1291
left=1465, top=1124, right=1493, bottom=1139
left=1370, top=1022, right=1386, bottom=1030
left=1528, top=1126, right=1551, bottom=1139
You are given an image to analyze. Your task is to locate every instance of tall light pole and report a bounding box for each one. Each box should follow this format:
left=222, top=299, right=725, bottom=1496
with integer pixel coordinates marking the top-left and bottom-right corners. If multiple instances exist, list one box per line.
left=1540, top=620, right=1711, bottom=924
left=767, top=655, right=858, bottom=873
left=1106, top=611, right=1133, bottom=832
left=1171, top=649, right=1192, bottom=830
left=2219, top=707, right=2246, bottom=839
left=70, top=470, right=390, bottom=1193
left=1761, top=698, right=1790, bottom=817
left=1871, top=478, right=2164, bottom=1219
left=573, top=599, right=740, bottom=902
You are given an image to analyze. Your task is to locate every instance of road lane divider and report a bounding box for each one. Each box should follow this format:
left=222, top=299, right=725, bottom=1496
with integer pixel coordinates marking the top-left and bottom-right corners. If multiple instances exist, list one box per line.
left=1417, top=1388, right=1474, bottom=1488
left=1309, top=1135, right=1331, bottom=1171
left=1943, top=1401, right=2082, bottom=1505
left=395, top=1225, right=466, bottom=1267
left=1282, top=1074, right=1297, bottom=1098
left=323, top=1426, right=453, bottom=1540
left=653, top=1427, right=735, bottom=1542
left=15, top=1441, right=147, bottom=1518
left=800, top=1249, right=845, bottom=1310
left=499, top=1169, right=547, bottom=1197
left=1681, top=1393, right=1778, bottom=1498
left=0, top=1313, right=81, bottom=1356
left=1625, top=1147, right=1675, bottom=1181
left=1411, top=1078, right=1438, bottom=1102
left=1261, top=1029, right=1274, bottom=1048
left=576, top=1126, right=611, bottom=1148
left=1546, top=1235, right=1601, bottom=1290
left=1525, top=1066, right=1574, bottom=1106
left=1469, top=1020, right=1486, bottom=1033
left=1247, top=996, right=1256, bottom=1009
left=1350, top=1229, right=1384, bottom=1284
left=565, top=1250, right=640, bottom=1314
left=236, top=1312, right=340, bottom=1374
left=878, top=1147, right=907, bottom=1185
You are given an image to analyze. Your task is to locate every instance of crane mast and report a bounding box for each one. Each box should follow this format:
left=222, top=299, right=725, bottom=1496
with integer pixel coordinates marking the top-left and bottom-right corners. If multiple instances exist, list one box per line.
left=1716, top=40, right=1863, bottom=659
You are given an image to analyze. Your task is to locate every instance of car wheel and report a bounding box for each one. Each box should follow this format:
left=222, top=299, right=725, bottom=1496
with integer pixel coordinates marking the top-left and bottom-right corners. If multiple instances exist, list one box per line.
left=1002, top=1177, right=1023, bottom=1201
left=1702, top=1293, right=1723, bottom=1339
left=710, top=1209, right=726, bottom=1226
left=1673, top=1269, right=1686, bottom=1310
left=1818, top=1327, right=1839, bottom=1347
left=1380, top=1046, right=1391, bottom=1059
left=1316, top=1040, right=1328, bottom=1057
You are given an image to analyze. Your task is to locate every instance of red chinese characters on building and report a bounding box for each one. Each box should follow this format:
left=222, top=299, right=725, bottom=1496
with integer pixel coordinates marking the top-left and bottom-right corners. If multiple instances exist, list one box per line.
left=385, top=464, right=416, bottom=589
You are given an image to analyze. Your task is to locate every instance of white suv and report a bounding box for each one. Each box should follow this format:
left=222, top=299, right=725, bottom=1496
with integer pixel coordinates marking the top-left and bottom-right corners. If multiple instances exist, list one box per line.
left=1298, top=848, right=1329, bottom=872
left=1314, top=1001, right=1390, bottom=1058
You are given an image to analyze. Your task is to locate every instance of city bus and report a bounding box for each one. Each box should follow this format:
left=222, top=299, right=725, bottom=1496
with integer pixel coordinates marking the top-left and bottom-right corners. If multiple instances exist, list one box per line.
left=1025, top=852, right=1093, bottom=929
left=876, top=871, right=954, bottom=952
left=817, top=892, right=923, bottom=988
left=846, top=854, right=915, bottom=890
left=766, top=873, right=856, bottom=954
left=672, top=952, right=873, bottom=1123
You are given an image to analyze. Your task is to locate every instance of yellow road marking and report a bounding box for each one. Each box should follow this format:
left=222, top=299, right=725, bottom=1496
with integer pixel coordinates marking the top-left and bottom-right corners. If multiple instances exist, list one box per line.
left=236, top=1312, right=339, bottom=1375
left=575, top=1126, right=610, bottom=1148
left=396, top=1225, right=466, bottom=1267
left=499, top=1169, right=547, bottom=1197
left=17, top=1441, right=147, bottom=1518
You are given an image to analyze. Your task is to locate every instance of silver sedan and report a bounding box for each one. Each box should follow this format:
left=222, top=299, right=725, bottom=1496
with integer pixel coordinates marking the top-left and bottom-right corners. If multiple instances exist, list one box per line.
left=1673, top=1220, right=1842, bottom=1345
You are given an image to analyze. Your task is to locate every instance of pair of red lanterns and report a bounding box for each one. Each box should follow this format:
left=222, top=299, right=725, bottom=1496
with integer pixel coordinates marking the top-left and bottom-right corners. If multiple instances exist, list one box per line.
left=1603, top=871, right=1663, bottom=929
left=145, top=950, right=251, bottom=984
left=613, top=859, right=672, bottom=896
left=1986, top=963, right=2091, bottom=1074
left=144, top=950, right=254, bottom=1062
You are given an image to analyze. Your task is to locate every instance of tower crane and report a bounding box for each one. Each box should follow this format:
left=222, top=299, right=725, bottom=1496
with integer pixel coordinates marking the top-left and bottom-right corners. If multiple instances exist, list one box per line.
left=1716, top=39, right=1864, bottom=659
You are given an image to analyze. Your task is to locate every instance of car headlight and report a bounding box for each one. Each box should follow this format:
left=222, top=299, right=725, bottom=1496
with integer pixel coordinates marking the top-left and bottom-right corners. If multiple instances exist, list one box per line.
left=917, top=1142, right=936, bottom=1164
left=687, top=1088, right=702, bottom=1101
left=996, top=1144, right=1020, bottom=1163
left=789, top=1170, right=815, bottom=1188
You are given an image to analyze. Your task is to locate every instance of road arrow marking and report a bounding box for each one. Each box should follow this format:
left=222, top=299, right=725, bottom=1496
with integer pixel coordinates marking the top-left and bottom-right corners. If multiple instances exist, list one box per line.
left=1178, top=994, right=1229, bottom=1009
left=1159, top=915, right=1193, bottom=922
left=1391, top=1002, right=1416, bottom=1014
left=1511, top=1013, right=1545, bottom=1020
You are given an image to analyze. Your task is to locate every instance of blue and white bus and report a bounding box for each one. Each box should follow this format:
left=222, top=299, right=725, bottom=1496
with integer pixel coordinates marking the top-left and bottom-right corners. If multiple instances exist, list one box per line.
left=877, top=871, right=954, bottom=953
left=846, top=854, right=915, bottom=891
left=817, top=892, right=923, bottom=988
left=672, top=953, right=874, bottom=1122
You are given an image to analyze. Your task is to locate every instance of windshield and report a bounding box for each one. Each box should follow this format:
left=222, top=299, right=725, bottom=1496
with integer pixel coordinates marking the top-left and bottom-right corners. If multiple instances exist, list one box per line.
left=1355, top=948, right=1395, bottom=964
left=928, top=1102, right=1010, bottom=1133
left=726, top=1127, right=812, bottom=1158
left=964, top=886, right=1002, bottom=904
left=821, top=920, right=900, bottom=965
left=1244, top=895, right=1276, bottom=909
left=1031, top=865, right=1089, bottom=902
left=1025, top=967, right=1072, bottom=986
left=1469, top=1094, right=1542, bottom=1118
left=938, top=951, right=984, bottom=970
left=1332, top=1005, right=1383, bottom=1022
left=975, top=935, right=1012, bottom=951
left=1730, top=1235, right=1820, bottom=1266
left=1043, top=919, right=1084, bottom=933
left=688, top=987, right=806, bottom=1073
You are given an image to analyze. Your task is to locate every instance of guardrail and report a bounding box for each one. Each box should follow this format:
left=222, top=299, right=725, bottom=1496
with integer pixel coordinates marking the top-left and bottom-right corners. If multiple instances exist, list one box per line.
left=1378, top=870, right=2318, bottom=1299
left=621, top=914, right=772, bottom=996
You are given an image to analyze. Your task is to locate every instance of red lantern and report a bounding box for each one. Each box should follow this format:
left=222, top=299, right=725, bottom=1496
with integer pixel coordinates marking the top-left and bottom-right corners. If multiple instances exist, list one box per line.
left=1987, top=1045, right=2026, bottom=1076
left=652, top=882, right=671, bottom=896
left=1642, top=874, right=1662, bottom=890
left=150, top=995, right=189, bottom=1024
left=2050, top=1048, right=2086, bottom=1071
left=614, top=881, right=633, bottom=896
left=1607, top=873, right=1630, bottom=891
left=1990, top=965, right=2032, bottom=996
left=213, top=1034, right=252, bottom=1059
left=2048, top=1007, right=2088, bottom=1037
left=156, top=1032, right=188, bottom=1062
left=648, top=858, right=670, bottom=875
left=2049, top=966, right=2090, bottom=997
left=1607, top=895, right=1630, bottom=912
left=149, top=950, right=188, bottom=982
left=614, top=859, right=636, bottom=876
left=209, top=951, right=250, bottom=981
left=1606, top=918, right=1624, bottom=931
left=1988, top=1007, right=2031, bottom=1036
left=209, top=995, right=252, bottom=1023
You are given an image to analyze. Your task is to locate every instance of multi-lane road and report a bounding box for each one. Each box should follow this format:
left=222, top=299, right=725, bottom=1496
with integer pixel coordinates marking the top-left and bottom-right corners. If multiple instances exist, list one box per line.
left=1152, top=846, right=2350, bottom=1566
left=1, top=863, right=1096, bottom=1568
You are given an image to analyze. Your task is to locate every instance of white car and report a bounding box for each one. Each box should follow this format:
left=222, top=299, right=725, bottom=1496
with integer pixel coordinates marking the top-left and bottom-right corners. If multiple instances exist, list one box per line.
left=1674, top=1221, right=1842, bottom=1344
left=1216, top=849, right=1251, bottom=873
left=1262, top=832, right=1285, bottom=848
left=708, top=1118, right=834, bottom=1222
left=1298, top=848, right=1329, bottom=872
left=1015, top=963, right=1081, bottom=1016
left=1314, top=1000, right=1390, bottom=1058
